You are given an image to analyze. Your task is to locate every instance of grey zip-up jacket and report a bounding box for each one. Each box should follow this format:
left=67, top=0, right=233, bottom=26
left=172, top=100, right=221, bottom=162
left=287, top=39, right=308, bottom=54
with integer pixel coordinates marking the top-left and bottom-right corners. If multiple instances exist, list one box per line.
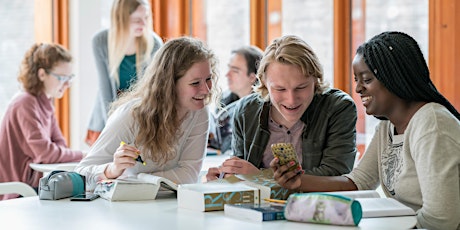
left=232, top=88, right=357, bottom=176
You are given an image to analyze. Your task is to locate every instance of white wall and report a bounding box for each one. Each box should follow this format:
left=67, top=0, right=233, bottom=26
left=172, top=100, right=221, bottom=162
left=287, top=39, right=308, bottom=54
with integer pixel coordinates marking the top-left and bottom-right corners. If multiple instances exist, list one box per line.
left=69, top=0, right=110, bottom=151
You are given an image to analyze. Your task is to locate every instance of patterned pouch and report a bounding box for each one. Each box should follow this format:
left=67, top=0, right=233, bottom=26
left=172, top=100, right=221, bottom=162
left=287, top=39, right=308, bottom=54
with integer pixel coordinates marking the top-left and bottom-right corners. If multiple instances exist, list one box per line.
left=284, top=193, right=362, bottom=226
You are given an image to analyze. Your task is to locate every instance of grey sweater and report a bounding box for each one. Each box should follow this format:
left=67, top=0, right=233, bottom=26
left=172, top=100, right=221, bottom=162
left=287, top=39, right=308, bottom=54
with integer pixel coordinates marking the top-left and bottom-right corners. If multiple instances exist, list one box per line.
left=345, top=103, right=460, bottom=230
left=77, top=100, right=210, bottom=190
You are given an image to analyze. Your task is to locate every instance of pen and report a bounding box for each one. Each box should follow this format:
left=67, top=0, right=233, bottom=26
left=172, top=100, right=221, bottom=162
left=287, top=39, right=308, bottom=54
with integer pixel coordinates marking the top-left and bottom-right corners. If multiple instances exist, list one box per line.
left=217, top=164, right=225, bottom=181
left=218, top=172, right=225, bottom=179
left=120, top=141, right=146, bottom=165
left=263, top=198, right=287, bottom=204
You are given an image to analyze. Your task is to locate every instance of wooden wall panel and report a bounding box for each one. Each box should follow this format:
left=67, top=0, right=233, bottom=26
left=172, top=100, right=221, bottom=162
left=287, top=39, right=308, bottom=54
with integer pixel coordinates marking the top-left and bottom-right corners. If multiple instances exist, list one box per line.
left=251, top=0, right=269, bottom=49
left=333, top=0, right=352, bottom=94
left=152, top=0, right=188, bottom=40
left=429, top=0, right=460, bottom=110
left=34, top=0, right=70, bottom=144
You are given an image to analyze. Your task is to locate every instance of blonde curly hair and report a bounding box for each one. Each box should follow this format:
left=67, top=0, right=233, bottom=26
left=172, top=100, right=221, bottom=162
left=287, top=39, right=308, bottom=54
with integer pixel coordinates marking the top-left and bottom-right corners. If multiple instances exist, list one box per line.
left=110, top=36, right=220, bottom=164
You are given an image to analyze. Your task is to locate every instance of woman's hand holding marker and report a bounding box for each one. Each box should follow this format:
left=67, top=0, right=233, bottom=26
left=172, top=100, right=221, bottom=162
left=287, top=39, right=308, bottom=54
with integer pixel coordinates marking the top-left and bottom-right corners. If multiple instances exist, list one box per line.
left=120, top=141, right=146, bottom=166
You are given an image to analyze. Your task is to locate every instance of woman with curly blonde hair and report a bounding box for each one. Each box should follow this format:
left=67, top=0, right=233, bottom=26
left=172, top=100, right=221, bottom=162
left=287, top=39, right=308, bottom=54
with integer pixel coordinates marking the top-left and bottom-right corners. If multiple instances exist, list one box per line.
left=76, top=37, right=221, bottom=189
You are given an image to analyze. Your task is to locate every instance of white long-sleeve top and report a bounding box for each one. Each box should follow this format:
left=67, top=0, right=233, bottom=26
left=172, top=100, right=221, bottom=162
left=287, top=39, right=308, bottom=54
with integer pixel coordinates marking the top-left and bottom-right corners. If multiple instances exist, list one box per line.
left=76, top=99, right=209, bottom=190
left=345, top=103, right=460, bottom=230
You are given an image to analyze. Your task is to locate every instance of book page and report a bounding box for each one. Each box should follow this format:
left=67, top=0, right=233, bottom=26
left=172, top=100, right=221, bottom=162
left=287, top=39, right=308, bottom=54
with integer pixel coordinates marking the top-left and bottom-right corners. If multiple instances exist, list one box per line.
left=323, top=190, right=381, bottom=199
left=137, top=173, right=178, bottom=191
left=94, top=179, right=160, bottom=201
left=356, top=198, right=416, bottom=218
left=116, top=176, right=146, bottom=183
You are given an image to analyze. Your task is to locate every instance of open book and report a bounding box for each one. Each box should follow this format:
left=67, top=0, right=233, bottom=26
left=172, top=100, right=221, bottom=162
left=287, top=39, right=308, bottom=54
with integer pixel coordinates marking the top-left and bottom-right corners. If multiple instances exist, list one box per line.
left=322, top=190, right=381, bottom=199
left=356, top=197, right=416, bottom=218
left=94, top=173, right=178, bottom=201
left=323, top=190, right=416, bottom=218
left=235, top=169, right=297, bottom=202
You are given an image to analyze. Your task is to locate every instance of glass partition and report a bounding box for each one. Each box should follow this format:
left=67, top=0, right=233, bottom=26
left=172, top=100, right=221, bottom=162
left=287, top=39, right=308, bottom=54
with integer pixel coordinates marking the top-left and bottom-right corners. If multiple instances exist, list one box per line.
left=0, top=1, right=35, bottom=120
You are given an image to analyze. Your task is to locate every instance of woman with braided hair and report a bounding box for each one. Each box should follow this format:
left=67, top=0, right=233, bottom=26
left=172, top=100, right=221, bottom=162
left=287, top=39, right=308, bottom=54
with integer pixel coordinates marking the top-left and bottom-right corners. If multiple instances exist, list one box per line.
left=270, top=31, right=460, bottom=229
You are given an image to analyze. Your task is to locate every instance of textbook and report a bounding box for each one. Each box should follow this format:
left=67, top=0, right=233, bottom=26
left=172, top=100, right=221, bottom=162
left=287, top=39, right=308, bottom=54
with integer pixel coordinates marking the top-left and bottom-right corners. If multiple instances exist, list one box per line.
left=356, top=197, right=416, bottom=218
left=323, top=190, right=381, bottom=199
left=177, top=169, right=296, bottom=212
left=321, top=190, right=415, bottom=218
left=224, top=203, right=286, bottom=222
left=236, top=169, right=296, bottom=202
left=94, top=173, right=178, bottom=201
left=177, top=182, right=260, bottom=211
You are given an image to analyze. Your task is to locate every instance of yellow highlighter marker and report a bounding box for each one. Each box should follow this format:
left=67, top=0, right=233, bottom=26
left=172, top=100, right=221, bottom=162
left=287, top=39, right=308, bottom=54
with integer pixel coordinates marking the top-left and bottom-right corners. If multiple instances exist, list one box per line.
left=120, top=141, right=146, bottom=165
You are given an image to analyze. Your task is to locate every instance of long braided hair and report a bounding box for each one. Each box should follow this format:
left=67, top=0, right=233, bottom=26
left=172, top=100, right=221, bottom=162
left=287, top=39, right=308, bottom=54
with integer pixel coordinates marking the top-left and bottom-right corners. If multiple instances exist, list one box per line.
left=356, top=31, right=460, bottom=121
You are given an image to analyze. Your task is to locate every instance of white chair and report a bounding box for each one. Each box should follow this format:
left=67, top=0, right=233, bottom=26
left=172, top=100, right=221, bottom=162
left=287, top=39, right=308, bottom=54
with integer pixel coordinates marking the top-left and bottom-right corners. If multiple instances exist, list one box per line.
left=0, top=182, right=38, bottom=198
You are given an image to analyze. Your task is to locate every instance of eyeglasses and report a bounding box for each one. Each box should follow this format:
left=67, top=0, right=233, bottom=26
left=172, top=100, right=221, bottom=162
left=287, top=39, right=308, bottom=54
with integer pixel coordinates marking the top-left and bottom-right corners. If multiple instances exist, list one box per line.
left=49, top=72, right=75, bottom=83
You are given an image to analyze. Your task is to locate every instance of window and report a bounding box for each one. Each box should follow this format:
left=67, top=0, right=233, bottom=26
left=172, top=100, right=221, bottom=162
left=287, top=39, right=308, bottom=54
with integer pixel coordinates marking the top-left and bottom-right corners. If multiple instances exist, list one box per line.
left=280, top=0, right=334, bottom=86
left=0, top=1, right=34, bottom=120
left=352, top=0, right=428, bottom=156
left=204, top=0, right=251, bottom=92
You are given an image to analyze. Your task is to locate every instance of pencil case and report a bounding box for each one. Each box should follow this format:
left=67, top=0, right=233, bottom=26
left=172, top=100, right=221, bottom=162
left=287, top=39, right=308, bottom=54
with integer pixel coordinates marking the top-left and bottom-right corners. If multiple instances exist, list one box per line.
left=38, top=170, right=86, bottom=200
left=284, top=193, right=362, bottom=226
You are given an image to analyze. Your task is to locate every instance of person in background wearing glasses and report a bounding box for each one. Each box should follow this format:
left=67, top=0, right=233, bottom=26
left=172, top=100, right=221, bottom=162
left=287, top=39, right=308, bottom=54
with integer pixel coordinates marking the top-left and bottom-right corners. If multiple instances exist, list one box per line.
left=85, top=0, right=163, bottom=146
left=0, top=43, right=84, bottom=200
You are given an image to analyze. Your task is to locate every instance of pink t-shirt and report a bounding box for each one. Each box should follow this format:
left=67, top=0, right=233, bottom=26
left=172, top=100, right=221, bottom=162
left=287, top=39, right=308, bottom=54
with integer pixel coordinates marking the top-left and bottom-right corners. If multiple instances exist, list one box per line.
left=0, top=92, right=83, bottom=200
left=261, top=115, right=304, bottom=168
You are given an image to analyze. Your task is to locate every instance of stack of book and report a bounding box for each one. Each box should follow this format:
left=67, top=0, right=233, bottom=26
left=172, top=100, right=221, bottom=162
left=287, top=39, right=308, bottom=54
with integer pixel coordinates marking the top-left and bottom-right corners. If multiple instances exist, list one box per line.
left=177, top=169, right=296, bottom=212
left=177, top=182, right=260, bottom=211
left=222, top=190, right=416, bottom=223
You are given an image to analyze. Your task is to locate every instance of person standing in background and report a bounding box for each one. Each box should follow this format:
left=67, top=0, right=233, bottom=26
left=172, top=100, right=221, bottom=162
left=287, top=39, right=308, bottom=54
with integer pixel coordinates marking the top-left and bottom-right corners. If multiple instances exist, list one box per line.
left=86, top=0, right=163, bottom=146
left=0, top=43, right=84, bottom=200
left=208, top=46, right=263, bottom=154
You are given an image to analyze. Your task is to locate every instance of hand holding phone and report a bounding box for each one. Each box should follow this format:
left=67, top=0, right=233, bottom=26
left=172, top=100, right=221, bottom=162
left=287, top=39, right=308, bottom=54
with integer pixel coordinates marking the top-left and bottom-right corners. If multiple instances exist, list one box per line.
left=70, top=193, right=99, bottom=201
left=271, top=143, right=300, bottom=172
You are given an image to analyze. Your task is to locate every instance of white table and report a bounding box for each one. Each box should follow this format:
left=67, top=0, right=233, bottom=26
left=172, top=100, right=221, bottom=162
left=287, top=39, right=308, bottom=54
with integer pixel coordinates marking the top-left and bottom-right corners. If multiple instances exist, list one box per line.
left=29, top=162, right=79, bottom=173
left=0, top=194, right=416, bottom=230
left=29, top=155, right=231, bottom=183
left=28, top=154, right=230, bottom=174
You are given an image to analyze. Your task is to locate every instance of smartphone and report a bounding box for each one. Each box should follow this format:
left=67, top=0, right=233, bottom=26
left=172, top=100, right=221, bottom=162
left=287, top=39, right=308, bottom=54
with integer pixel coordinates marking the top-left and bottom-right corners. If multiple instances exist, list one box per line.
left=70, top=193, right=99, bottom=201
left=271, top=143, right=300, bottom=171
